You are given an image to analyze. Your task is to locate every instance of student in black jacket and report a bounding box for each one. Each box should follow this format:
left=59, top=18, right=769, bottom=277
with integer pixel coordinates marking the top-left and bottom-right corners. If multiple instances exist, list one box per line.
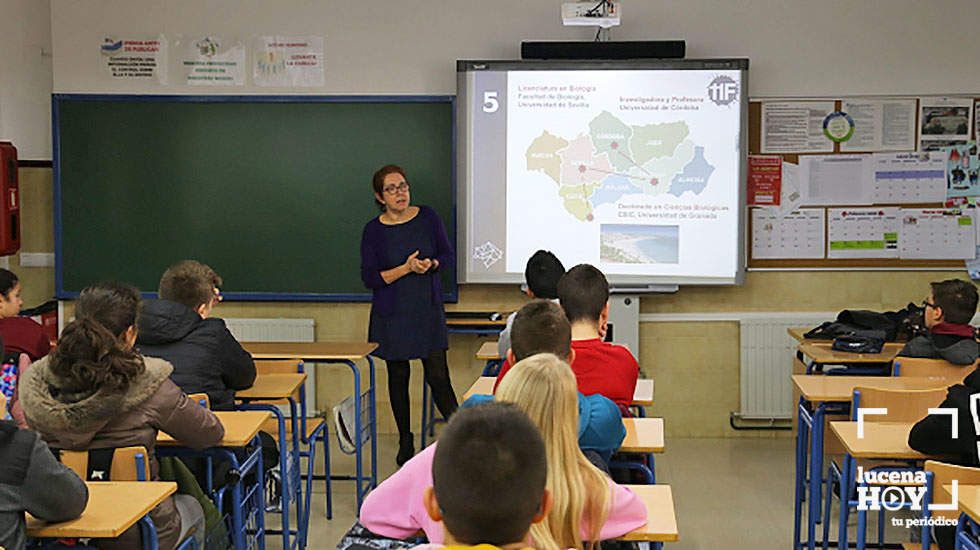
left=908, top=349, right=980, bottom=549
left=899, top=279, right=978, bottom=365
left=137, top=260, right=256, bottom=410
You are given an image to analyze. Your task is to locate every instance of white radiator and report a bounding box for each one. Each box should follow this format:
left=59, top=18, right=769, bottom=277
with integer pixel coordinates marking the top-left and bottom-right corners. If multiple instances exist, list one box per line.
left=225, top=318, right=316, bottom=415
left=224, top=318, right=315, bottom=343
left=738, top=315, right=830, bottom=420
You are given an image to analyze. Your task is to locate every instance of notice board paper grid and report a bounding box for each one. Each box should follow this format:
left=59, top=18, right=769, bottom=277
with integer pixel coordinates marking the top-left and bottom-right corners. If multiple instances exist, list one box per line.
left=747, top=96, right=980, bottom=269
left=53, top=94, right=457, bottom=301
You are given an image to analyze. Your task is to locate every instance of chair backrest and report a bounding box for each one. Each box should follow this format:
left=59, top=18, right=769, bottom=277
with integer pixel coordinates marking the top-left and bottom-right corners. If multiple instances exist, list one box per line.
left=255, top=359, right=303, bottom=375
left=59, top=446, right=151, bottom=481
left=852, top=386, right=947, bottom=423
left=893, top=357, right=975, bottom=381
left=254, top=359, right=305, bottom=403
left=187, top=393, right=210, bottom=409
left=926, top=460, right=980, bottom=521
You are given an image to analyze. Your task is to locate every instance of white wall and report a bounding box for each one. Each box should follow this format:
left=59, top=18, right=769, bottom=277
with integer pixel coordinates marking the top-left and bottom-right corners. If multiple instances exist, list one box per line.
left=0, top=0, right=52, bottom=159
left=0, top=0, right=965, bottom=159
left=51, top=0, right=980, bottom=95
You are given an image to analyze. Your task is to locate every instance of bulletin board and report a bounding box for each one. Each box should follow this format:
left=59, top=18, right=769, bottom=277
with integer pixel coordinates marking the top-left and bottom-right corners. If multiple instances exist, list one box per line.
left=747, top=96, right=980, bottom=269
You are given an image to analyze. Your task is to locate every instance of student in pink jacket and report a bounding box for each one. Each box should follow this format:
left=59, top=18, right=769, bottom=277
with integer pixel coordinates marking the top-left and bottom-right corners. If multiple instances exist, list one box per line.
left=361, top=353, right=647, bottom=549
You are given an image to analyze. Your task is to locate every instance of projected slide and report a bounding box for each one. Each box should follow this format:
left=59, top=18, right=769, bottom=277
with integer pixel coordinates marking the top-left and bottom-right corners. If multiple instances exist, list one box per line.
left=458, top=61, right=746, bottom=285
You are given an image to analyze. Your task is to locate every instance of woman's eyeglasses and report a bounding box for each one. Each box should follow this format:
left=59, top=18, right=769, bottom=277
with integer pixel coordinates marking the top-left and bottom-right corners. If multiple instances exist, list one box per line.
left=383, top=182, right=410, bottom=195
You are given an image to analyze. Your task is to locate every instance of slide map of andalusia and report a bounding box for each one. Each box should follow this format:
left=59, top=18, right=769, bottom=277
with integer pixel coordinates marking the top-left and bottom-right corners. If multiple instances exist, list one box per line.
left=525, top=111, right=714, bottom=221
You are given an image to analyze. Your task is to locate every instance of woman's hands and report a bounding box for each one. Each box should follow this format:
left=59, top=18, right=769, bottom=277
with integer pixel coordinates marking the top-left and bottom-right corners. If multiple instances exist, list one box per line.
left=404, top=250, right=437, bottom=274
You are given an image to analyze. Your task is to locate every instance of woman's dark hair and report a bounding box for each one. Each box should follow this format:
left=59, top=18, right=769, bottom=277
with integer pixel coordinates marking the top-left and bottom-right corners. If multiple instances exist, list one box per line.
left=0, top=269, right=18, bottom=298
left=49, top=282, right=145, bottom=393
left=371, top=164, right=407, bottom=212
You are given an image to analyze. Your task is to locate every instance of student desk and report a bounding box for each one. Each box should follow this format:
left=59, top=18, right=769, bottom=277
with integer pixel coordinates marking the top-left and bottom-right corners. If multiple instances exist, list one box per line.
left=788, top=327, right=810, bottom=342
left=476, top=341, right=500, bottom=361
left=475, top=340, right=503, bottom=375
left=829, top=421, right=939, bottom=550
left=242, top=341, right=378, bottom=509
left=158, top=410, right=270, bottom=550
left=621, top=418, right=665, bottom=453
left=444, top=315, right=507, bottom=336
left=619, top=484, right=679, bottom=548
left=797, top=342, right=903, bottom=374
left=461, top=376, right=655, bottom=407
left=792, top=375, right=949, bottom=550
left=237, top=373, right=308, bottom=550
left=27, top=481, right=176, bottom=549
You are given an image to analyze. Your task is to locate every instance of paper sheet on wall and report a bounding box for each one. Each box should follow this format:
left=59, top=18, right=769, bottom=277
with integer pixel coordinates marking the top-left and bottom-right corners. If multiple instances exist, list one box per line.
left=944, top=142, right=980, bottom=199
left=827, top=208, right=899, bottom=259
left=799, top=154, right=874, bottom=205
left=919, top=97, right=973, bottom=151
left=760, top=101, right=836, bottom=154
left=253, top=36, right=324, bottom=87
left=177, top=36, right=245, bottom=86
left=840, top=98, right=916, bottom=152
left=99, top=35, right=168, bottom=84
left=898, top=208, right=975, bottom=259
left=872, top=152, right=946, bottom=204
left=751, top=208, right=825, bottom=259
left=775, top=162, right=804, bottom=217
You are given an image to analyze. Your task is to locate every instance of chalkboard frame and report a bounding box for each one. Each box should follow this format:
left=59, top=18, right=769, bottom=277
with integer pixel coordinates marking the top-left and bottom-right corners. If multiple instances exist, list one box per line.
left=52, top=93, right=459, bottom=302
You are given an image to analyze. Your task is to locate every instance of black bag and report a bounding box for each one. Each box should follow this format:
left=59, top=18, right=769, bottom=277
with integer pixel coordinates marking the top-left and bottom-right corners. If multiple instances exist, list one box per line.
left=832, top=333, right=886, bottom=354
left=804, top=303, right=925, bottom=342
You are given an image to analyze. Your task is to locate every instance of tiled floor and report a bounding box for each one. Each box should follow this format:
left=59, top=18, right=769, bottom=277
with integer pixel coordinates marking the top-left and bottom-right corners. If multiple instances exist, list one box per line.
left=264, top=435, right=922, bottom=549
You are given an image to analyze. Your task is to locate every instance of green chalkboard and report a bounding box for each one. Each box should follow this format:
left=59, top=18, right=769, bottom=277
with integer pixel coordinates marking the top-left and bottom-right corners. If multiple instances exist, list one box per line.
left=54, top=95, right=456, bottom=301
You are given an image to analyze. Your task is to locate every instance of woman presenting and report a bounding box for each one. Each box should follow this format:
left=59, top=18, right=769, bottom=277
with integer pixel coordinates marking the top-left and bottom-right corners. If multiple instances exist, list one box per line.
left=360, top=164, right=459, bottom=466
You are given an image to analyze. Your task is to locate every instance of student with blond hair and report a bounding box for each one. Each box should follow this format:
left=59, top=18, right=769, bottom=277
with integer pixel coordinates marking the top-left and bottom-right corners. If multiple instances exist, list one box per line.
left=359, top=353, right=645, bottom=549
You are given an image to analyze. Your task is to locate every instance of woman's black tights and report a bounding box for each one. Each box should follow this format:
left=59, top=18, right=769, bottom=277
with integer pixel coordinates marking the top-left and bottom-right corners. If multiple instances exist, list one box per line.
left=385, top=348, right=459, bottom=438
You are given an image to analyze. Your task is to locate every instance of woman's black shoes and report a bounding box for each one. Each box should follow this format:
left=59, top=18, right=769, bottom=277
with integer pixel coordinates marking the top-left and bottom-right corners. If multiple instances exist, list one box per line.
left=396, top=433, right=416, bottom=466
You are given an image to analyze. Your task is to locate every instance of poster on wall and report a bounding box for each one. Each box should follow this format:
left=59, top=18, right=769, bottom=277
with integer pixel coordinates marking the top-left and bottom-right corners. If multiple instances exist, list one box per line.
left=747, top=155, right=781, bottom=206
left=760, top=101, right=836, bottom=154
left=919, top=97, right=973, bottom=151
left=944, top=142, right=980, bottom=199
left=177, top=36, right=245, bottom=86
left=253, top=36, right=324, bottom=87
left=839, top=98, right=917, bottom=152
left=100, top=35, right=168, bottom=84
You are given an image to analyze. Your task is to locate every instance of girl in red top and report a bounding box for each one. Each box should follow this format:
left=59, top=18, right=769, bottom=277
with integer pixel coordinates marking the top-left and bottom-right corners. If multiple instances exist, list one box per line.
left=0, top=269, right=50, bottom=361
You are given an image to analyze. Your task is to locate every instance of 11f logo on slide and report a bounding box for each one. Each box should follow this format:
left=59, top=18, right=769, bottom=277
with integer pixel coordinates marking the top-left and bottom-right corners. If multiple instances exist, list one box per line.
left=707, top=75, right=738, bottom=106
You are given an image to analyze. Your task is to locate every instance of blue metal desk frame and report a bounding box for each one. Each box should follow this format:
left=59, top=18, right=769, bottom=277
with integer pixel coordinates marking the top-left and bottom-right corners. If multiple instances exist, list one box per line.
left=157, top=435, right=266, bottom=550
left=237, top=399, right=302, bottom=550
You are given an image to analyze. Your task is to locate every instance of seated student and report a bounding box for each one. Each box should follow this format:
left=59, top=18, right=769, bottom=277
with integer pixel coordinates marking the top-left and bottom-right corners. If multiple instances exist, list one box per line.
left=419, top=402, right=553, bottom=550
left=19, top=282, right=224, bottom=550
left=908, top=366, right=980, bottom=550
left=899, top=279, right=978, bottom=365
left=0, top=269, right=50, bottom=361
left=0, top=338, right=88, bottom=550
left=497, top=250, right=565, bottom=358
left=496, top=264, right=639, bottom=413
left=361, top=353, right=646, bottom=548
left=137, top=260, right=256, bottom=410
left=466, top=299, right=624, bottom=463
